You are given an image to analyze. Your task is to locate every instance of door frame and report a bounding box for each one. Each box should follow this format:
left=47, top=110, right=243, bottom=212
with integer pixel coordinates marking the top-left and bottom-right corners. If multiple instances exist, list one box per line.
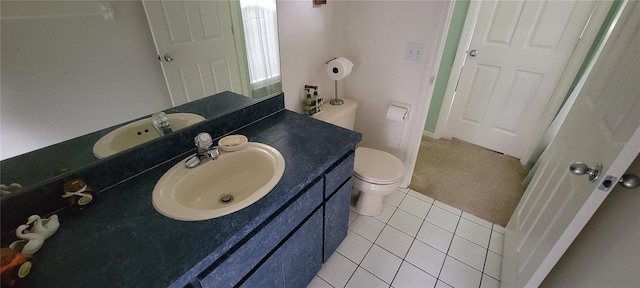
left=401, top=1, right=454, bottom=188
left=433, top=0, right=613, bottom=165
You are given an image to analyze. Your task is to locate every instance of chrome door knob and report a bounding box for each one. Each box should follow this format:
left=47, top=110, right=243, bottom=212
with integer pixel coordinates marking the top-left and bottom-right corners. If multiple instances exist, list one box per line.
left=569, top=162, right=602, bottom=182
left=163, top=53, right=174, bottom=62
left=469, top=49, right=478, bottom=57
left=619, top=174, right=640, bottom=189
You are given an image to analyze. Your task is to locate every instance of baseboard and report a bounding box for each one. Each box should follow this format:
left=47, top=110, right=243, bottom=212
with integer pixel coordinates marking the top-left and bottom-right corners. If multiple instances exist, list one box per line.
left=422, top=130, right=439, bottom=139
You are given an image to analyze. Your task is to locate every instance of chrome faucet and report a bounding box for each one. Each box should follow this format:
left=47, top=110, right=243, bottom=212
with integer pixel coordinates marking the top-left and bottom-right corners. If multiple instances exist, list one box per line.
left=151, top=112, right=173, bottom=136
left=185, top=132, right=219, bottom=168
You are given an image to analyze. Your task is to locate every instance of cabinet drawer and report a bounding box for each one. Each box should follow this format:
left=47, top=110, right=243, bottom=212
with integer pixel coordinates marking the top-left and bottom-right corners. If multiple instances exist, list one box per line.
left=323, top=178, right=352, bottom=262
left=239, top=209, right=323, bottom=288
left=324, top=152, right=355, bottom=198
left=199, top=180, right=323, bottom=287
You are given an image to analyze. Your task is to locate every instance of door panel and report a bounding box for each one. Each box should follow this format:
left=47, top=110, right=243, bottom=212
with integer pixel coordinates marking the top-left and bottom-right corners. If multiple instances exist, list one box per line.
left=502, top=2, right=640, bottom=287
left=485, top=1, right=523, bottom=45
left=447, top=0, right=596, bottom=157
left=144, top=0, right=242, bottom=106
left=461, top=65, right=500, bottom=123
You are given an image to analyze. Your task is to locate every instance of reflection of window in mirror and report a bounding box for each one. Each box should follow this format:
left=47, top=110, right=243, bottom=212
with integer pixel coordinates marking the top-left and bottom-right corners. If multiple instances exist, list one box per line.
left=240, top=0, right=282, bottom=99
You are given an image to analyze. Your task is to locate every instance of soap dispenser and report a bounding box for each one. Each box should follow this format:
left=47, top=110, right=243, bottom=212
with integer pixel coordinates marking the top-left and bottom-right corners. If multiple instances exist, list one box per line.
left=313, top=89, right=323, bottom=114
left=302, top=88, right=317, bottom=115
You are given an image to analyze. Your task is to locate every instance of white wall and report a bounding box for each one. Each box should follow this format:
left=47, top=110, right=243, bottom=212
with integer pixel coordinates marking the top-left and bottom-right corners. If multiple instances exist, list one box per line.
left=278, top=0, right=450, bottom=178
left=336, top=1, right=449, bottom=165
left=1, top=1, right=171, bottom=159
left=277, top=0, right=340, bottom=112
left=541, top=156, right=640, bottom=287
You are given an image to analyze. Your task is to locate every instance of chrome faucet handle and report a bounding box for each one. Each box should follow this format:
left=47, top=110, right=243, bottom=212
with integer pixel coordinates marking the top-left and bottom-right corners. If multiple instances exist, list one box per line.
left=202, top=147, right=220, bottom=160
left=151, top=112, right=170, bottom=127
left=151, top=112, right=173, bottom=136
left=194, top=132, right=213, bottom=151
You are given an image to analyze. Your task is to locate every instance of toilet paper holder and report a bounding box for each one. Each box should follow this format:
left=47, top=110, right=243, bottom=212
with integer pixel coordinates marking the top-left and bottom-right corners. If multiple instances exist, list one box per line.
left=387, top=101, right=411, bottom=121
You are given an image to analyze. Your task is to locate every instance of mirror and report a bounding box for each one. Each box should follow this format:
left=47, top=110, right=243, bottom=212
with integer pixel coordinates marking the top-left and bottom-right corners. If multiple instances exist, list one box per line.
left=0, top=0, right=281, bottom=194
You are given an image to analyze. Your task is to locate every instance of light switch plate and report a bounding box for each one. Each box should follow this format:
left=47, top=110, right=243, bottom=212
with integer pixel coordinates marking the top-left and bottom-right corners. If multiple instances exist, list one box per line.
left=406, top=42, right=425, bottom=62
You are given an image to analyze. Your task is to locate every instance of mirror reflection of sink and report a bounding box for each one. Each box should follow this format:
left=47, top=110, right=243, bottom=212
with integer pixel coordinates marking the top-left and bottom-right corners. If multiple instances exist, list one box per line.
left=92, top=113, right=205, bottom=159
left=152, top=142, right=285, bottom=221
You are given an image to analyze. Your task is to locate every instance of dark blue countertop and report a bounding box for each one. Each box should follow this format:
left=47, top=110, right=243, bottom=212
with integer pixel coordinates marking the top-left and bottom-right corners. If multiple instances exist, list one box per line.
left=26, top=110, right=361, bottom=287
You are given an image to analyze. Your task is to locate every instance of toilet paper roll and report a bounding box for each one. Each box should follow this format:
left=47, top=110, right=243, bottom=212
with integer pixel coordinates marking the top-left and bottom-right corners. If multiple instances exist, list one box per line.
left=386, top=105, right=408, bottom=122
left=386, top=104, right=409, bottom=148
left=327, top=57, right=354, bottom=80
left=387, top=121, right=404, bottom=148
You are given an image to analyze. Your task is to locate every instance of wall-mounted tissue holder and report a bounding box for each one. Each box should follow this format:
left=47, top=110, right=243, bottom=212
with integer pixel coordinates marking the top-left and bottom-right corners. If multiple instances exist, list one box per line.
left=386, top=102, right=411, bottom=148
left=387, top=102, right=411, bottom=122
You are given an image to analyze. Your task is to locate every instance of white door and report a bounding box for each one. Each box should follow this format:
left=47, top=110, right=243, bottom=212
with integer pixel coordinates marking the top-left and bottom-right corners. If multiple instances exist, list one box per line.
left=143, top=0, right=243, bottom=106
left=446, top=0, right=596, bottom=158
left=502, top=2, right=640, bottom=287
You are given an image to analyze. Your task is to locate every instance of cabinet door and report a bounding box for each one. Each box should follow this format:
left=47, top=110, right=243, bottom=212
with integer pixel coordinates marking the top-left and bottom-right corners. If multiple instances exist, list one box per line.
left=323, top=178, right=352, bottom=262
left=241, top=209, right=323, bottom=288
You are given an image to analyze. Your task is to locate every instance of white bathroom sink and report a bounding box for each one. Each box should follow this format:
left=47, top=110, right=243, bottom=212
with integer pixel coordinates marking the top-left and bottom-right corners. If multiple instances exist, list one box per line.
left=152, top=142, right=285, bottom=221
left=92, top=113, right=205, bottom=159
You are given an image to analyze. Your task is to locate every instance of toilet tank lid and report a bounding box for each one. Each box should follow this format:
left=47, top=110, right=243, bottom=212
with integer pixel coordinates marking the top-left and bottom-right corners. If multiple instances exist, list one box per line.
left=313, top=98, right=358, bottom=124
left=354, top=147, right=405, bottom=184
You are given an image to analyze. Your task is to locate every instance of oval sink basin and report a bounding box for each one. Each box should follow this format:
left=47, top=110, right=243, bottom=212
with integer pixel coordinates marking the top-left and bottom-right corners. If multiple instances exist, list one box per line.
left=93, top=113, right=205, bottom=159
left=152, top=142, right=285, bottom=221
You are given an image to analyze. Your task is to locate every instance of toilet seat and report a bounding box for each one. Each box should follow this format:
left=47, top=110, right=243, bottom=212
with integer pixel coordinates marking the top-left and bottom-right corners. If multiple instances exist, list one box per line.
left=354, top=147, right=405, bottom=185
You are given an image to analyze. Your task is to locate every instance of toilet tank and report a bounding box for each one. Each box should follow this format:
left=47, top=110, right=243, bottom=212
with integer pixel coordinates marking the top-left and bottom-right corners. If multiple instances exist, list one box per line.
left=313, top=98, right=358, bottom=130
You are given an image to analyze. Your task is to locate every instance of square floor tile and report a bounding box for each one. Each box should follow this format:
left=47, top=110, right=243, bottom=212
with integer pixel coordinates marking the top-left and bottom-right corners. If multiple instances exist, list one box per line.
left=337, top=230, right=373, bottom=264
left=384, top=189, right=407, bottom=207
left=481, top=274, right=500, bottom=288
left=360, top=245, right=402, bottom=284
left=439, top=256, right=482, bottom=288
left=317, top=252, right=357, bottom=288
left=462, top=211, right=493, bottom=228
left=456, top=218, right=491, bottom=248
left=492, top=224, right=505, bottom=234
left=392, top=261, right=437, bottom=288
left=346, top=267, right=388, bottom=288
left=433, top=200, right=462, bottom=215
left=416, top=221, right=453, bottom=253
left=374, top=202, right=396, bottom=223
left=448, top=236, right=487, bottom=271
left=348, top=209, right=358, bottom=227
left=350, top=216, right=385, bottom=242
left=408, top=189, right=435, bottom=204
left=388, top=209, right=423, bottom=237
left=399, top=195, right=431, bottom=219
left=484, top=251, right=502, bottom=280
left=375, top=225, right=413, bottom=258
left=425, top=206, right=460, bottom=233
left=405, top=240, right=446, bottom=277
left=435, top=280, right=453, bottom=288
left=307, top=276, right=333, bottom=288
left=489, top=230, right=504, bottom=256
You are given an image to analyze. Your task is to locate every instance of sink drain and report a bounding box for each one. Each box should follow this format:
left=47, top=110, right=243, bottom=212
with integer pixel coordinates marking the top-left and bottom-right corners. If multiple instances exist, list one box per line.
left=219, top=194, right=234, bottom=204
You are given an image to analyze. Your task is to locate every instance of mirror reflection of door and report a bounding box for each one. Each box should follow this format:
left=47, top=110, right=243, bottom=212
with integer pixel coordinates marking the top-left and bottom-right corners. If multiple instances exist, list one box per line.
left=143, top=0, right=281, bottom=106
left=144, top=0, right=245, bottom=106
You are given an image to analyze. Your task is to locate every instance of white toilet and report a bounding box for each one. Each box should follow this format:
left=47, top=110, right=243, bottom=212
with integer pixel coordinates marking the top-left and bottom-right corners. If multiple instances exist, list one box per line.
left=314, top=99, right=405, bottom=216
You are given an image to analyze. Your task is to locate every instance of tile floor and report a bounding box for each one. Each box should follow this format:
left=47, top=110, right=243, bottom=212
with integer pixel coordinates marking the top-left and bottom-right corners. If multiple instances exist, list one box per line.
left=308, top=188, right=505, bottom=288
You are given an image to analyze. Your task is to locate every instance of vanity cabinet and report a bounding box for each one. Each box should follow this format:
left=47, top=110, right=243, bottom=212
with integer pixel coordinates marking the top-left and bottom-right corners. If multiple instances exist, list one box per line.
left=195, top=151, right=355, bottom=288
left=240, top=210, right=323, bottom=288
left=198, top=180, right=323, bottom=287
left=322, top=153, right=355, bottom=262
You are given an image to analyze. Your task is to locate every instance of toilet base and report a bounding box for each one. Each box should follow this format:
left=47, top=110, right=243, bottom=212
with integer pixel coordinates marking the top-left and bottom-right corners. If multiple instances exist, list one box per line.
left=352, top=193, right=384, bottom=216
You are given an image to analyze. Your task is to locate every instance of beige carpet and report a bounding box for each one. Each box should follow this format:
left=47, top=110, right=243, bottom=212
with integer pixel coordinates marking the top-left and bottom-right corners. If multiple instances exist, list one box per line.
left=409, top=137, right=527, bottom=227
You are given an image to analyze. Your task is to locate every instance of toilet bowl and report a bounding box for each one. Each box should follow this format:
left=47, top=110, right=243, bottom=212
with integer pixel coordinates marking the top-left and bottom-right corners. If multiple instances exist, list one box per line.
left=351, top=147, right=405, bottom=215
left=313, top=99, right=405, bottom=216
